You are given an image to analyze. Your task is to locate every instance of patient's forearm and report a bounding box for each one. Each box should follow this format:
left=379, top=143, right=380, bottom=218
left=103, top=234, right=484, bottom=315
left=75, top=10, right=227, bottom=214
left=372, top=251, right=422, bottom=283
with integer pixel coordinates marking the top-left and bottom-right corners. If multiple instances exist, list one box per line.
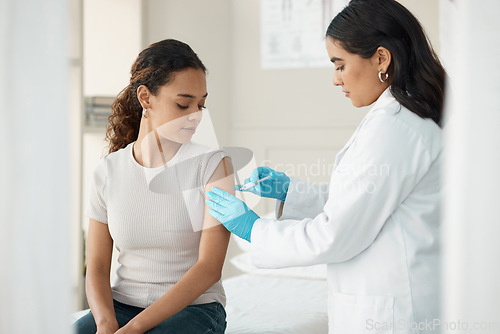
left=123, top=261, right=221, bottom=333
left=85, top=268, right=118, bottom=330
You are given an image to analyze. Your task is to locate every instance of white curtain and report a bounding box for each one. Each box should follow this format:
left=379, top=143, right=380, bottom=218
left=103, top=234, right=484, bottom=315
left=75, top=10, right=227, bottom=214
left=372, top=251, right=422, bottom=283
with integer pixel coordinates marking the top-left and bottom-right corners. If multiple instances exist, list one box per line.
left=0, top=0, right=71, bottom=333
left=441, top=0, right=500, bottom=332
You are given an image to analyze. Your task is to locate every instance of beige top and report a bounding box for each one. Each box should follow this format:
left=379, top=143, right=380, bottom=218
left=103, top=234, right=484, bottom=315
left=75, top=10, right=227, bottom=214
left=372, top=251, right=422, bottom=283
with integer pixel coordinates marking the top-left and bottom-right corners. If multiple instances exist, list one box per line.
left=86, top=141, right=227, bottom=308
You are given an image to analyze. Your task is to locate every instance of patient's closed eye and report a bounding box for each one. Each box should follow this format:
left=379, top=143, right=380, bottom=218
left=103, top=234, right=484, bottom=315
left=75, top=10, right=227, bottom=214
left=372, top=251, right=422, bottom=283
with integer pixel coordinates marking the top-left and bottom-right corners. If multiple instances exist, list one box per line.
left=177, top=104, right=206, bottom=110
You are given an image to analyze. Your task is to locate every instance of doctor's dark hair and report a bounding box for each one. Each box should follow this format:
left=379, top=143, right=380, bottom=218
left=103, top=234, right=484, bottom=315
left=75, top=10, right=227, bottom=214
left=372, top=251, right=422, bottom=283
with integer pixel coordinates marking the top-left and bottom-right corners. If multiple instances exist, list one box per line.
left=106, top=39, right=207, bottom=153
left=326, top=0, right=446, bottom=127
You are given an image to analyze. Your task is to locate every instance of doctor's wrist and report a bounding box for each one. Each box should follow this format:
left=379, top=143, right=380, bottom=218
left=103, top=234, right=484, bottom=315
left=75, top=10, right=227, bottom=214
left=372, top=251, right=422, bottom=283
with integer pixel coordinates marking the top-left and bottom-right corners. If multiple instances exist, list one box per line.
left=243, top=211, right=260, bottom=243
left=278, top=178, right=290, bottom=202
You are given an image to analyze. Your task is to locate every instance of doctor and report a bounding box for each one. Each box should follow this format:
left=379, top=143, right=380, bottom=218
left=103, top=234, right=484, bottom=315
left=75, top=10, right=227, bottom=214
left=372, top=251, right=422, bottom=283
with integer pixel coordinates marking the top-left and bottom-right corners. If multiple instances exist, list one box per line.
left=207, top=0, right=445, bottom=332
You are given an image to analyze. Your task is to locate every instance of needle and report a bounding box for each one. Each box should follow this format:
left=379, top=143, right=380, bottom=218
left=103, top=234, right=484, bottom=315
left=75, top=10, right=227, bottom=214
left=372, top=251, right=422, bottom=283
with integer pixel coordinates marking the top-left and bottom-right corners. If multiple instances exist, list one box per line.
left=239, top=175, right=271, bottom=191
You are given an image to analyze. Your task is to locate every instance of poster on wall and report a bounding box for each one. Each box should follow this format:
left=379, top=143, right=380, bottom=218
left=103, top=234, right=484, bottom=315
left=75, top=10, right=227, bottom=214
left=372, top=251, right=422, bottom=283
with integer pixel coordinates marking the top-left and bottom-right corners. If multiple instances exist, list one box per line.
left=261, top=0, right=349, bottom=69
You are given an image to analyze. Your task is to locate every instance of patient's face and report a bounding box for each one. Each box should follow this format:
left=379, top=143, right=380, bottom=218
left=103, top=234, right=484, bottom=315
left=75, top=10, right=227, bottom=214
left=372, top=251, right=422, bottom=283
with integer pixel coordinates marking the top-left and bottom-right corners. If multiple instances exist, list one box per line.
left=150, top=67, right=207, bottom=144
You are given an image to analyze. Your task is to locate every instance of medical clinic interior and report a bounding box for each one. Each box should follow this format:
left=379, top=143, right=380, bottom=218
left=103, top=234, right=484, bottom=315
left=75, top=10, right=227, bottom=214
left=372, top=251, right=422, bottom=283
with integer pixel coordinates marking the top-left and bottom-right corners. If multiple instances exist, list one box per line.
left=1, top=0, right=499, bottom=333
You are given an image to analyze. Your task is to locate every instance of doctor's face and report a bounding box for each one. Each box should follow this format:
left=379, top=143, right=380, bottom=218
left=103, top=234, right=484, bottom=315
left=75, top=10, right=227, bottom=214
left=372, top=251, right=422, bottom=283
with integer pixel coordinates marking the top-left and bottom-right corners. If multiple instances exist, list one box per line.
left=326, top=37, right=387, bottom=108
left=149, top=67, right=207, bottom=144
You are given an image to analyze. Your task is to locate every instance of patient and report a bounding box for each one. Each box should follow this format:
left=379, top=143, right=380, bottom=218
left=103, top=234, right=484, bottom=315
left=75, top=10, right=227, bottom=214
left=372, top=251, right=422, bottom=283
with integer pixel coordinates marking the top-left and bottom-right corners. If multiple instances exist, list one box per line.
left=74, top=39, right=233, bottom=334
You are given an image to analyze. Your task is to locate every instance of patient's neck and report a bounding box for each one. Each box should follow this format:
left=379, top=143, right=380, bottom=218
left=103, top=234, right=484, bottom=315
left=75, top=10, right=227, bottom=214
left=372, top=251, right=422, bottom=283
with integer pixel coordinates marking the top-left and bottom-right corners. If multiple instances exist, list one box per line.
left=134, top=122, right=182, bottom=168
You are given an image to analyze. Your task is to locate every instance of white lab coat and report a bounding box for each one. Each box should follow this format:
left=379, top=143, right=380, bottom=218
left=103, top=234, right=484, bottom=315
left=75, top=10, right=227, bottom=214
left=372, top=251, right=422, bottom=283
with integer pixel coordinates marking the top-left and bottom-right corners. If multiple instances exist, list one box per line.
left=251, top=88, right=442, bottom=334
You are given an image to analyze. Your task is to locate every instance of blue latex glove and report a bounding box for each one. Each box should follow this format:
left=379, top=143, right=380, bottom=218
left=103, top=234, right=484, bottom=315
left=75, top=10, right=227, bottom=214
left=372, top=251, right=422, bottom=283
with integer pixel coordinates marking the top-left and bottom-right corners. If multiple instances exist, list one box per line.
left=236, top=166, right=290, bottom=202
left=206, top=187, right=259, bottom=242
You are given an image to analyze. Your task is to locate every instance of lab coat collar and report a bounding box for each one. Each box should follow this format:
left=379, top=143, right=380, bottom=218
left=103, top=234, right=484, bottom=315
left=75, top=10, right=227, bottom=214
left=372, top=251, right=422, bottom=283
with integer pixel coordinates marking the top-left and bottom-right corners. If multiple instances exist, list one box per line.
left=366, top=86, right=400, bottom=117
left=333, top=87, right=401, bottom=169
left=350, top=87, right=400, bottom=136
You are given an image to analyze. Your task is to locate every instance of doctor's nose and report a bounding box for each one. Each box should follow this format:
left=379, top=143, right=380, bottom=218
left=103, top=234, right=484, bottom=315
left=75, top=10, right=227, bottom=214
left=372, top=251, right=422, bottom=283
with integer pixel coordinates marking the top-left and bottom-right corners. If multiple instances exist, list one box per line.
left=332, top=72, right=343, bottom=87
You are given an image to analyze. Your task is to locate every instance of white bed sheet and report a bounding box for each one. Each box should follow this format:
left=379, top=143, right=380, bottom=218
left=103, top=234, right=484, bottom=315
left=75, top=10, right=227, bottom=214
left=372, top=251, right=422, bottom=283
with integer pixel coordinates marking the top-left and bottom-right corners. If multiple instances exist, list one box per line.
left=224, top=274, right=328, bottom=334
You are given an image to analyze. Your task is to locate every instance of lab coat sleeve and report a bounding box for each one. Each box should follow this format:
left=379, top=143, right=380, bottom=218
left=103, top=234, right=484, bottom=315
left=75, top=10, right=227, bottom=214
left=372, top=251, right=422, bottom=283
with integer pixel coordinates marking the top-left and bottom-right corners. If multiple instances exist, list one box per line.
left=274, top=176, right=330, bottom=220
left=251, top=114, right=437, bottom=268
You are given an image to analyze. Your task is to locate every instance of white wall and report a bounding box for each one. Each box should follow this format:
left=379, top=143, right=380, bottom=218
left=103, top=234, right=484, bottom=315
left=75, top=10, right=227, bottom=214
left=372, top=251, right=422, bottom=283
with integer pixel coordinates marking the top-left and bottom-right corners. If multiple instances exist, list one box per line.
left=0, top=0, right=72, bottom=332
left=69, top=0, right=85, bottom=312
left=83, top=0, right=143, bottom=97
left=441, top=0, right=500, bottom=332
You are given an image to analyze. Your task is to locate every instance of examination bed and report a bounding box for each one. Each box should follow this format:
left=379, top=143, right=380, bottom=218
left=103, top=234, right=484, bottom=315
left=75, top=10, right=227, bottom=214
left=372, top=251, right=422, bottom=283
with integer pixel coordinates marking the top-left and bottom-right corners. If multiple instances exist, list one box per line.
left=223, top=233, right=328, bottom=333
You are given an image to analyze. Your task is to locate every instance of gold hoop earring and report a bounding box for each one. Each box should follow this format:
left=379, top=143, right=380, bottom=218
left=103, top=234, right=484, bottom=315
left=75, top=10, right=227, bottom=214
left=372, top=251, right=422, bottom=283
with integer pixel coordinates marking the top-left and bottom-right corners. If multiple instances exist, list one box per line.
left=378, top=70, right=389, bottom=83
left=142, top=108, right=148, bottom=118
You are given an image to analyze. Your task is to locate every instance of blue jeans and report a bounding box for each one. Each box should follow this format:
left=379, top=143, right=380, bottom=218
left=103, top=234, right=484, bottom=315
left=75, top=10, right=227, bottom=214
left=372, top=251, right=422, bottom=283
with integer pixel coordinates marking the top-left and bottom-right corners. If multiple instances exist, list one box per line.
left=73, top=300, right=226, bottom=333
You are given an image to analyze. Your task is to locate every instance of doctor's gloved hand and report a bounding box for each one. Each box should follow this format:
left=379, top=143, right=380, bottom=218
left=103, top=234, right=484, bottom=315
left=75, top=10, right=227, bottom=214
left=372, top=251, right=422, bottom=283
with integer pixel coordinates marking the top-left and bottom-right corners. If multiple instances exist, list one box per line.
left=206, top=187, right=260, bottom=242
left=236, top=166, right=290, bottom=202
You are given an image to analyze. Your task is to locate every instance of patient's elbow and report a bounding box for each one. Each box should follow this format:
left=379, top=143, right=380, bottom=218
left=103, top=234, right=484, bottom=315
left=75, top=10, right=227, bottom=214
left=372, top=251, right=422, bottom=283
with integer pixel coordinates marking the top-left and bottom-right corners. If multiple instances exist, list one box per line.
left=197, top=261, right=222, bottom=285
left=207, top=268, right=222, bottom=284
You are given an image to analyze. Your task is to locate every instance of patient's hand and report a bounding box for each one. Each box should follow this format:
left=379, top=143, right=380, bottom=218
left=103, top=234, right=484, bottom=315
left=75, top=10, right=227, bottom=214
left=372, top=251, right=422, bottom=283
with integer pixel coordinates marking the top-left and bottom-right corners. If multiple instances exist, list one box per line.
left=95, top=322, right=119, bottom=334
left=114, top=326, right=141, bottom=334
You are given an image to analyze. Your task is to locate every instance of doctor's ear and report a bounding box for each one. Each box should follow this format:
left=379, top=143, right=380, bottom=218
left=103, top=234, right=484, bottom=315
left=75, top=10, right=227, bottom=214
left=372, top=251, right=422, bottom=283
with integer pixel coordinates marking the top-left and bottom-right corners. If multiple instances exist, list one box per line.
left=375, top=47, right=392, bottom=74
left=137, top=85, right=153, bottom=109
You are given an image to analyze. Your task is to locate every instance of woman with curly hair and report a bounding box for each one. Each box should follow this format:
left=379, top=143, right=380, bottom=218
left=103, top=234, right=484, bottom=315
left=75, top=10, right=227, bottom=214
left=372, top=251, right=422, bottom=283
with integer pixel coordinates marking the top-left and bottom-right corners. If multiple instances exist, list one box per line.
left=74, top=39, right=232, bottom=334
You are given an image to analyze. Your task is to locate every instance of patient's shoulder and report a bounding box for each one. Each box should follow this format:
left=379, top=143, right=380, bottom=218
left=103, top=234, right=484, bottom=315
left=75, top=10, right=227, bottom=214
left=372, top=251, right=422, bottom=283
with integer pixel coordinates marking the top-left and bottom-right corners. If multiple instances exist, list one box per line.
left=184, top=141, right=223, bottom=156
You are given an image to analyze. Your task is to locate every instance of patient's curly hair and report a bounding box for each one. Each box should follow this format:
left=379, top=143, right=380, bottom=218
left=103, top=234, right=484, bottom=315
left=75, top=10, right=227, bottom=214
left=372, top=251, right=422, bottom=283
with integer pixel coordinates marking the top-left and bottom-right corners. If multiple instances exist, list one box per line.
left=106, top=39, right=207, bottom=153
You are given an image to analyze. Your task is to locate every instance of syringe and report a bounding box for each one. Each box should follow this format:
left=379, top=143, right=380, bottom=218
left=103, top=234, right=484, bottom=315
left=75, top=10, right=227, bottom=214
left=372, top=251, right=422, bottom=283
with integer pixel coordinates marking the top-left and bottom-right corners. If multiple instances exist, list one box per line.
left=238, top=175, right=272, bottom=191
